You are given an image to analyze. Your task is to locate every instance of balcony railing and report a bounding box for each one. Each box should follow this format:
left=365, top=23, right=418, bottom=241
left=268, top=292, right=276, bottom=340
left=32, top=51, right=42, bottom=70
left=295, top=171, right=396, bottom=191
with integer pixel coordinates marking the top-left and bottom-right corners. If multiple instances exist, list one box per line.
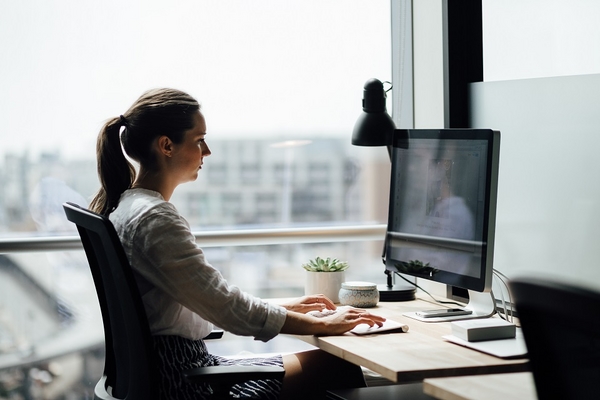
left=0, top=224, right=387, bottom=253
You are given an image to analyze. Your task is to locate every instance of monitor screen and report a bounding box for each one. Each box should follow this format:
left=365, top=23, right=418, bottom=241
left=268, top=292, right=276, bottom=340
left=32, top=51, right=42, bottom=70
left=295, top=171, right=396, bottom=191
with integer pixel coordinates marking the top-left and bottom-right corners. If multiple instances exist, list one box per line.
left=384, top=129, right=500, bottom=294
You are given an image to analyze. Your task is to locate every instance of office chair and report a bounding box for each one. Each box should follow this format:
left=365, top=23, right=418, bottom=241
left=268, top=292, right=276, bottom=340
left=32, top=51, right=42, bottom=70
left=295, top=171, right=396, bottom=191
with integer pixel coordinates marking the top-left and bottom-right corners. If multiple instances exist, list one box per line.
left=62, top=202, right=284, bottom=400
left=509, top=277, right=600, bottom=400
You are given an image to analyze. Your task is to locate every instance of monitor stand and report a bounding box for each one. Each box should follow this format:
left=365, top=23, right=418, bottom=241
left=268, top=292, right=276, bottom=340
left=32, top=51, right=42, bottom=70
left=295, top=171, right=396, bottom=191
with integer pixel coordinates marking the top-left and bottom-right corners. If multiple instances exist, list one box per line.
left=403, top=290, right=496, bottom=322
left=378, top=270, right=416, bottom=302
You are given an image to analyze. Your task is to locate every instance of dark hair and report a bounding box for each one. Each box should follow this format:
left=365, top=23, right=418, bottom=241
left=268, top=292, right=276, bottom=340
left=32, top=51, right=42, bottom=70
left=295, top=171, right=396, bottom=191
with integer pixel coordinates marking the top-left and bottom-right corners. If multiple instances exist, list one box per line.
left=89, top=88, right=200, bottom=215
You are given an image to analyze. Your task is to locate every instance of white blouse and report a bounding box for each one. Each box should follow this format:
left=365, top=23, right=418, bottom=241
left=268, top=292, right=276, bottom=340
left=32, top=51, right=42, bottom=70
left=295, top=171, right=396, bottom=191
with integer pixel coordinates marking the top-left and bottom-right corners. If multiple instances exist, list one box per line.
left=109, top=188, right=287, bottom=342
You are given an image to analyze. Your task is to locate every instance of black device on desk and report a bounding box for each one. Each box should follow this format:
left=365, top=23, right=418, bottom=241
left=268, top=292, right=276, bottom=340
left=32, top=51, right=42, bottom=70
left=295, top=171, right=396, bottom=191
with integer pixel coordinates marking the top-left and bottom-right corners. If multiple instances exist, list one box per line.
left=383, top=129, right=501, bottom=321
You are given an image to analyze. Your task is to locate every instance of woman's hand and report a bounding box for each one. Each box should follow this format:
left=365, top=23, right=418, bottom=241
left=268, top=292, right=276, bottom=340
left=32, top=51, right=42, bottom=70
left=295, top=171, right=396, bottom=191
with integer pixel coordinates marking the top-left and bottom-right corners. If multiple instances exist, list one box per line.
left=281, top=294, right=336, bottom=314
left=320, top=307, right=386, bottom=336
left=280, top=305, right=386, bottom=336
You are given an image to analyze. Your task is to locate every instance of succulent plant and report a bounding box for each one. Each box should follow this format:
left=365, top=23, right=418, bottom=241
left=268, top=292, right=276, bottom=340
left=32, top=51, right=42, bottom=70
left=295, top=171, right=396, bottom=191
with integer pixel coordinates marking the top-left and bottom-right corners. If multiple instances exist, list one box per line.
left=302, top=257, right=349, bottom=272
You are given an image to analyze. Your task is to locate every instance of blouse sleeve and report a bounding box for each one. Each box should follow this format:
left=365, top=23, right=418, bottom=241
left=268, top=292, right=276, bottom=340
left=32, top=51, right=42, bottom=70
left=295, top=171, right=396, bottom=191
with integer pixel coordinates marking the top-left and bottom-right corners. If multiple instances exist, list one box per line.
left=129, top=203, right=287, bottom=342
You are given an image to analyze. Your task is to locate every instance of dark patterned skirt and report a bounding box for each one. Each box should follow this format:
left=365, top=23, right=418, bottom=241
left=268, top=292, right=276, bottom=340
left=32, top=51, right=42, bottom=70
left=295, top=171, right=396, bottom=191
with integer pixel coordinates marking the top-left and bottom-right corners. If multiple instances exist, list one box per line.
left=152, top=335, right=283, bottom=399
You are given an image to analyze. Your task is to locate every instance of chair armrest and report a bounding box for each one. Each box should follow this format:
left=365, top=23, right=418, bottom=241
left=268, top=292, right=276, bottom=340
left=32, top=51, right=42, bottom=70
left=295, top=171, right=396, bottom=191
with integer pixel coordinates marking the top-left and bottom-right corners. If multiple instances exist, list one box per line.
left=203, top=329, right=225, bottom=340
left=183, top=365, right=285, bottom=385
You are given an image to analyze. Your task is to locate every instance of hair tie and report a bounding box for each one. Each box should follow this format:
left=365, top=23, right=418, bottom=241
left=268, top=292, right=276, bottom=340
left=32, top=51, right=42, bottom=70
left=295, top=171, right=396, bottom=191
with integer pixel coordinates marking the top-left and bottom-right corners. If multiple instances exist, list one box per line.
left=119, top=115, right=129, bottom=128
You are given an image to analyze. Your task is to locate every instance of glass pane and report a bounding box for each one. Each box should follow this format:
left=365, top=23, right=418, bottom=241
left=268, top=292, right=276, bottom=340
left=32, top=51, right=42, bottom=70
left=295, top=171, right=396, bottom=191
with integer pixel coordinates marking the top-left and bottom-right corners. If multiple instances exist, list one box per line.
left=0, top=240, right=385, bottom=395
left=0, top=1, right=392, bottom=396
left=483, top=0, right=600, bottom=81
left=0, top=251, right=102, bottom=397
left=0, top=0, right=391, bottom=234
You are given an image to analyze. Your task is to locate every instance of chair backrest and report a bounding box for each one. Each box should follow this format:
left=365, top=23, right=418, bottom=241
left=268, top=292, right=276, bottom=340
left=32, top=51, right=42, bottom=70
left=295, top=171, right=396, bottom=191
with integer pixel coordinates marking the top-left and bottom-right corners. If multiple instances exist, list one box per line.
left=63, top=202, right=158, bottom=400
left=509, top=277, right=600, bottom=400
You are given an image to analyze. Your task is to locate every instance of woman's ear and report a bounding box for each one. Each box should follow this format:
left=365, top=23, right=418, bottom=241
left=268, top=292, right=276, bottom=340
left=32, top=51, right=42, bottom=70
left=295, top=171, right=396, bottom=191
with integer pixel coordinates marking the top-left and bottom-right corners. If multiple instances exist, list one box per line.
left=157, top=135, right=174, bottom=157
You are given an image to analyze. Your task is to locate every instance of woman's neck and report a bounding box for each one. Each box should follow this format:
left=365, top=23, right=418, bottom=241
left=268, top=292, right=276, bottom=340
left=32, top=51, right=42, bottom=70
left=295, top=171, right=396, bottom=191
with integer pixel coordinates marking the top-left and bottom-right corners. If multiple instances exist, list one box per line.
left=133, top=169, right=176, bottom=201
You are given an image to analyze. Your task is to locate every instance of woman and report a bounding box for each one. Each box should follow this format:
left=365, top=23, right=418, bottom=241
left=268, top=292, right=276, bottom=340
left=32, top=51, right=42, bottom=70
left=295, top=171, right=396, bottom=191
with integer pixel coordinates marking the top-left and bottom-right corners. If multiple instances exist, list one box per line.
left=89, top=88, right=385, bottom=399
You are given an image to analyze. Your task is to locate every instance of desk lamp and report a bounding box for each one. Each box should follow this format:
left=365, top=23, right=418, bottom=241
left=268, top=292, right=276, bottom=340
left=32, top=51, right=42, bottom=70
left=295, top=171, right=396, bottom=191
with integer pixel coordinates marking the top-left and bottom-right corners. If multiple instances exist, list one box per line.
left=352, top=78, right=395, bottom=155
left=352, top=78, right=415, bottom=301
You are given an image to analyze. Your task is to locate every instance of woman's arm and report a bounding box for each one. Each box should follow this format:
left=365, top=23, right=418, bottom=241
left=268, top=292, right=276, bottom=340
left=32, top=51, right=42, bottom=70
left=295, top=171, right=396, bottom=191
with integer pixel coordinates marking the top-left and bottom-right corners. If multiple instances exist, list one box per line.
left=129, top=203, right=384, bottom=339
left=131, top=205, right=286, bottom=340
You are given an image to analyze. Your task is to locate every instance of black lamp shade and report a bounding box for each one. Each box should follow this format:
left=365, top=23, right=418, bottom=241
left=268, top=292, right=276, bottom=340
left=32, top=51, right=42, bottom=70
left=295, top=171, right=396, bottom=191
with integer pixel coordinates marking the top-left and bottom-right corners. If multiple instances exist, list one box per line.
left=352, top=78, right=396, bottom=147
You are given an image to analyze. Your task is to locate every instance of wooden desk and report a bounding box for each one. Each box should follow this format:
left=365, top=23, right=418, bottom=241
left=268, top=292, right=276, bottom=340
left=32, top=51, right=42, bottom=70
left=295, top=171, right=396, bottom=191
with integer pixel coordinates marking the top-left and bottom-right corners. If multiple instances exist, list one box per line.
left=294, top=298, right=529, bottom=383
left=423, top=372, right=537, bottom=400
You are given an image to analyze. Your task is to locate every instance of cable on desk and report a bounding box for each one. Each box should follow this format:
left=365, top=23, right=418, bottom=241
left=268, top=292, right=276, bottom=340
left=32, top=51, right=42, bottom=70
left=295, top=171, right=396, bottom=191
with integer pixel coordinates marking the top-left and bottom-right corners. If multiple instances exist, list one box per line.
left=394, top=268, right=519, bottom=325
left=493, top=274, right=511, bottom=322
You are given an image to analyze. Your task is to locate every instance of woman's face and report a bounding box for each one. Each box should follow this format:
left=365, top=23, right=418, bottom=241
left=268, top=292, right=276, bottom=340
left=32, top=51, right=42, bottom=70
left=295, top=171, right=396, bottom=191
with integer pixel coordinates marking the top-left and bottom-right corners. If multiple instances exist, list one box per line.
left=170, top=111, right=211, bottom=183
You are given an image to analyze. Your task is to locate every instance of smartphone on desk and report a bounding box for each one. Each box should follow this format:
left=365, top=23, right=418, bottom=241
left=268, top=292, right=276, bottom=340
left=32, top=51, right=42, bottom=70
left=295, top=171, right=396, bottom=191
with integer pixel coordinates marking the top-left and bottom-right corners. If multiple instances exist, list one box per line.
left=415, top=308, right=472, bottom=318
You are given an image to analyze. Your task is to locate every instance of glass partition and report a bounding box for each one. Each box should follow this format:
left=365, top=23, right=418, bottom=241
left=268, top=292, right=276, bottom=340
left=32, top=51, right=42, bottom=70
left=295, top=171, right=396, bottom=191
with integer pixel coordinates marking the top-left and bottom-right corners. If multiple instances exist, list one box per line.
left=473, top=1, right=600, bottom=291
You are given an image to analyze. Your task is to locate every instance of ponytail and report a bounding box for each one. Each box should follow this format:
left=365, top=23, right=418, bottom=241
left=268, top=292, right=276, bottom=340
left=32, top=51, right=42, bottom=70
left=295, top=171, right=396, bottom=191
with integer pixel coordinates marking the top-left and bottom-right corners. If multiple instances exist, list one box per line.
left=89, top=117, right=136, bottom=215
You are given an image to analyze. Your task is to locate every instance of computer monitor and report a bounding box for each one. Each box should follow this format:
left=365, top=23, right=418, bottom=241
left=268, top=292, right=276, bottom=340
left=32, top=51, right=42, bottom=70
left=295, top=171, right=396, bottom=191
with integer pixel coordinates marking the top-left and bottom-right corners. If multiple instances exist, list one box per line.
left=384, top=129, right=500, bottom=321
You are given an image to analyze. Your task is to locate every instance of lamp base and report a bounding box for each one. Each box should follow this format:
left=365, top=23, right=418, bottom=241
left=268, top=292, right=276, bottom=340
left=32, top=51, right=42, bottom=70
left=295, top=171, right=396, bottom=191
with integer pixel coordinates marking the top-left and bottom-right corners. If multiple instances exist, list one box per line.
left=378, top=283, right=416, bottom=302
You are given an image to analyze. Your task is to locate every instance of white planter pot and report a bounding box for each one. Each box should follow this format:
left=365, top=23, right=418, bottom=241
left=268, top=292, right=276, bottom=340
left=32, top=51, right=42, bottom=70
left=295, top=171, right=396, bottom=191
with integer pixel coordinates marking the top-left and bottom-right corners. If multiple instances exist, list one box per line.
left=305, top=271, right=345, bottom=303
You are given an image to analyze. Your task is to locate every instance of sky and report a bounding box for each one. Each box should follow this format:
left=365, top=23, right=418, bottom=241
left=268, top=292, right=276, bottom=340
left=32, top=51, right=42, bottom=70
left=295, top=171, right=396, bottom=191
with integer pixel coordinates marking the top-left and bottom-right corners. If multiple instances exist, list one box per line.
left=0, top=0, right=392, bottom=159
left=3, top=1, right=600, bottom=160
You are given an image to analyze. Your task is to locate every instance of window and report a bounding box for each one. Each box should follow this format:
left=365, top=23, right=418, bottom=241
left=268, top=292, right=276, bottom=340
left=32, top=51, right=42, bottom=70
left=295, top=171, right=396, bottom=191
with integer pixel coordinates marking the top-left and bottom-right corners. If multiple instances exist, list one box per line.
left=0, top=2, right=393, bottom=395
left=255, top=192, right=278, bottom=222
left=309, top=164, right=332, bottom=185
left=207, top=163, right=229, bottom=185
left=240, top=163, right=261, bottom=185
left=0, top=0, right=391, bottom=235
left=483, top=0, right=600, bottom=81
